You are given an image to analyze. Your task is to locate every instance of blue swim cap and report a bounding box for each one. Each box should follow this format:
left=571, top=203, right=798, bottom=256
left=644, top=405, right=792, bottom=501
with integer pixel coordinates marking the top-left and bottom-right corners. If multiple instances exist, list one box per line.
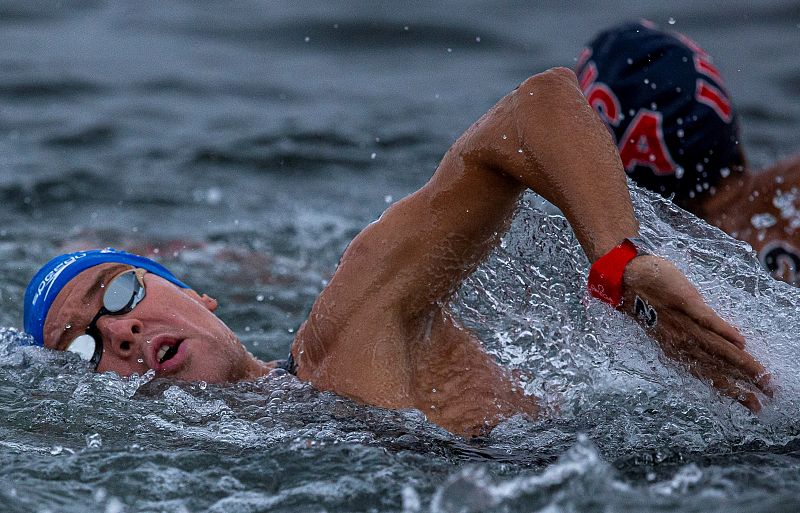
left=23, top=248, right=189, bottom=347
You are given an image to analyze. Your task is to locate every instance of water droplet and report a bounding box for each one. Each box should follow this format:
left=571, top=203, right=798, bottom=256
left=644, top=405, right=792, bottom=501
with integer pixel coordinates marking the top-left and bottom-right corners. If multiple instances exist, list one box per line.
left=64, top=324, right=71, bottom=330
left=137, top=358, right=144, bottom=364
left=502, top=134, right=507, bottom=140
left=304, top=36, right=310, bottom=42
left=475, top=36, right=481, bottom=42
left=206, top=187, right=222, bottom=204
left=627, top=58, right=633, bottom=65
left=105, top=497, right=125, bottom=513
left=404, top=25, right=409, bottom=31
left=370, top=152, right=377, bottom=159
left=384, top=195, right=393, bottom=203
left=256, top=294, right=265, bottom=302
left=49, top=445, right=63, bottom=455
left=668, top=17, right=676, bottom=25
left=85, top=433, right=102, bottom=449
left=677, top=129, right=685, bottom=138
left=198, top=381, right=207, bottom=390
left=517, top=148, right=523, bottom=153
left=93, top=488, right=107, bottom=503
left=643, top=78, right=649, bottom=84
left=446, top=48, right=452, bottom=53
left=751, top=213, right=777, bottom=229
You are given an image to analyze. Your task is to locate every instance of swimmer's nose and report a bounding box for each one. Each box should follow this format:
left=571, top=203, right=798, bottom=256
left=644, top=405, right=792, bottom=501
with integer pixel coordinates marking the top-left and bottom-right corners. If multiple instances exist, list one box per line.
left=97, top=317, right=143, bottom=359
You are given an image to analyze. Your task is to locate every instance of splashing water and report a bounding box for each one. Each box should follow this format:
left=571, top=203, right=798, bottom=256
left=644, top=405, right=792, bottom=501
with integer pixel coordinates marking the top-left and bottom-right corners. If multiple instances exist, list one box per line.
left=1, top=0, right=799, bottom=509
left=3, top=185, right=800, bottom=511
left=457, top=186, right=800, bottom=447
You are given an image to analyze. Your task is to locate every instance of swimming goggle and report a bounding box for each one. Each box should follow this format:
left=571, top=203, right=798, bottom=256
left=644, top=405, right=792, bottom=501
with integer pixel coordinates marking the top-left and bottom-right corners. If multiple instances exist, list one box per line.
left=65, top=268, right=147, bottom=369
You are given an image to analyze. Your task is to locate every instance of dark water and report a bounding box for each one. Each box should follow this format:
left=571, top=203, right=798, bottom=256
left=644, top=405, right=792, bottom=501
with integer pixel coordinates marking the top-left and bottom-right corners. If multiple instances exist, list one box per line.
left=1, top=1, right=799, bottom=511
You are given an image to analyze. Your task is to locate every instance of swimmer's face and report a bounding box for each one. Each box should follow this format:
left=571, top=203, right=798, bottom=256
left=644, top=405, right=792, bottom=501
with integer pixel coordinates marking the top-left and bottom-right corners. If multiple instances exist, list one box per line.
left=42, top=263, right=259, bottom=382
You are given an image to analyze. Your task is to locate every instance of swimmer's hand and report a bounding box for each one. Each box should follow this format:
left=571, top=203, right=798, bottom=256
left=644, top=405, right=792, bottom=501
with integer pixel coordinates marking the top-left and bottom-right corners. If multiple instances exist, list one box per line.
left=622, top=255, right=772, bottom=412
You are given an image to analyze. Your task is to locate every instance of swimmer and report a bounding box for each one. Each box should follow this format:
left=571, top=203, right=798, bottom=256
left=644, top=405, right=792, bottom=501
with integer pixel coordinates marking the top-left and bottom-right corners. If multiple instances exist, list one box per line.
left=577, top=21, right=800, bottom=285
left=22, top=68, right=771, bottom=437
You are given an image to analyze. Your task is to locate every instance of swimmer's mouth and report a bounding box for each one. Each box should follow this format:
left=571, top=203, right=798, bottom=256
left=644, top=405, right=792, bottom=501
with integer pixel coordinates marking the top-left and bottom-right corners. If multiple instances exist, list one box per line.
left=150, top=336, right=186, bottom=370
left=156, top=341, right=183, bottom=363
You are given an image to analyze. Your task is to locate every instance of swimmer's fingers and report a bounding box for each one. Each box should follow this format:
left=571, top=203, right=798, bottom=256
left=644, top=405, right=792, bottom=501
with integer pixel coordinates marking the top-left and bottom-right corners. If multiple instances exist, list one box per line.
left=690, top=324, right=773, bottom=398
left=684, top=348, right=763, bottom=412
left=697, top=369, right=762, bottom=413
left=650, top=302, right=772, bottom=408
left=660, top=271, right=771, bottom=395
left=684, top=297, right=746, bottom=350
left=661, top=327, right=766, bottom=411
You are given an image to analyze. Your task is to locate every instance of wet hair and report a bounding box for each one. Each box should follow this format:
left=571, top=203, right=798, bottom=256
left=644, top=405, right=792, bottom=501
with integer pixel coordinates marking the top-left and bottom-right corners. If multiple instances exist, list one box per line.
left=576, top=21, right=745, bottom=207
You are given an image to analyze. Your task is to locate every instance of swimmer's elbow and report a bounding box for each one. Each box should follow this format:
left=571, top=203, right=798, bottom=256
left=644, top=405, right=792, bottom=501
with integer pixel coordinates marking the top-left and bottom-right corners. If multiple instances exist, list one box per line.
left=515, top=67, right=581, bottom=104
left=519, top=67, right=578, bottom=91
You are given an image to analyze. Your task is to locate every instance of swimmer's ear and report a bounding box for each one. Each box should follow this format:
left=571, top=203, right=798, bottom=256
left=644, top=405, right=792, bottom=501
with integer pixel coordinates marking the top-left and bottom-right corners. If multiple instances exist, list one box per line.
left=200, top=294, right=218, bottom=312
left=183, top=289, right=218, bottom=312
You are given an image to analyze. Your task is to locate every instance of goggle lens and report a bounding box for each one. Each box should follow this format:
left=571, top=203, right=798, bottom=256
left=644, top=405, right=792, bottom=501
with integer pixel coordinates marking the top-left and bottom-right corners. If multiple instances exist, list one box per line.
left=66, top=334, right=97, bottom=361
left=103, top=270, right=144, bottom=312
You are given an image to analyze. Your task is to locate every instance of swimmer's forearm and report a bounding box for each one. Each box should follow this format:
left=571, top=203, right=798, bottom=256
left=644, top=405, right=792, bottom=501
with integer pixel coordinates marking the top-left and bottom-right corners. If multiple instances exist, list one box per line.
left=478, top=68, right=640, bottom=261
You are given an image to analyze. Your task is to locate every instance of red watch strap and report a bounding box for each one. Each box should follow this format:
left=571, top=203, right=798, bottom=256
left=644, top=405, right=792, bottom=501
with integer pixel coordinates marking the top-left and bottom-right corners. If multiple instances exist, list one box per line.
left=588, top=239, right=639, bottom=309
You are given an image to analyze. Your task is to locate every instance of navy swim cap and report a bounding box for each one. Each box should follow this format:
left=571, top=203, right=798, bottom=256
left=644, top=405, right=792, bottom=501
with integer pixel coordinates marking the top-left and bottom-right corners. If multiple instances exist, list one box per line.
left=576, top=21, right=744, bottom=204
left=23, top=248, right=189, bottom=347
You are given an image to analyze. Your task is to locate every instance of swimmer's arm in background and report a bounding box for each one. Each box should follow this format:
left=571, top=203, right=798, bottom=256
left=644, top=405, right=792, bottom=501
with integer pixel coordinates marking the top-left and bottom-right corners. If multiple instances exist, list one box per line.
left=297, top=67, right=771, bottom=412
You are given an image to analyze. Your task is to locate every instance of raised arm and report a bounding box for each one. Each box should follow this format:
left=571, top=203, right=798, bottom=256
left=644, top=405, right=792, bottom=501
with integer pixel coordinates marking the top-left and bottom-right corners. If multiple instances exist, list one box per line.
left=293, top=68, right=770, bottom=417
left=327, top=68, right=640, bottom=314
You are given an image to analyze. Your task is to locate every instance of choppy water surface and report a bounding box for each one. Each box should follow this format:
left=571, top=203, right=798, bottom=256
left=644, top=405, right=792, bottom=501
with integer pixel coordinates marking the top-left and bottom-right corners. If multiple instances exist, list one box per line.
left=1, top=1, right=799, bottom=511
